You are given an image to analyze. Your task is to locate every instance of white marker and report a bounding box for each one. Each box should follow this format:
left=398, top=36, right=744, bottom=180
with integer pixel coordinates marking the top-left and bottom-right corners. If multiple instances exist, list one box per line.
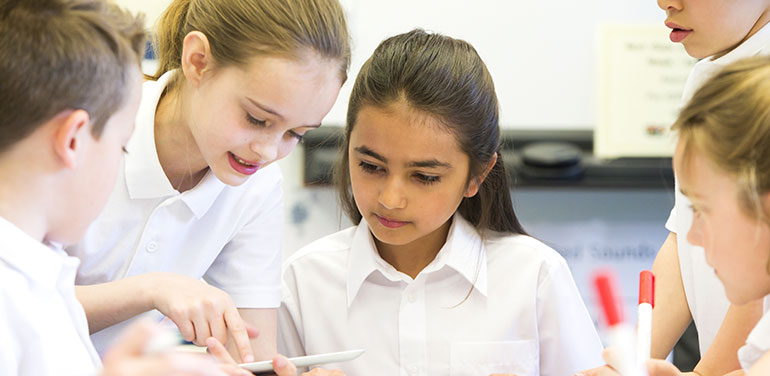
left=636, top=270, right=654, bottom=371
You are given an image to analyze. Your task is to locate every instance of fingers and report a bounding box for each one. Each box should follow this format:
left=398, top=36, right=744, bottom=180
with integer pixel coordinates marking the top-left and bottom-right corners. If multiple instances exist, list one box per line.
left=206, top=337, right=237, bottom=364
left=645, top=359, right=683, bottom=376
left=225, top=307, right=255, bottom=363
left=169, top=313, right=195, bottom=343
left=246, top=323, right=260, bottom=339
left=190, top=309, right=213, bottom=346
left=206, top=338, right=255, bottom=376
left=272, top=354, right=298, bottom=376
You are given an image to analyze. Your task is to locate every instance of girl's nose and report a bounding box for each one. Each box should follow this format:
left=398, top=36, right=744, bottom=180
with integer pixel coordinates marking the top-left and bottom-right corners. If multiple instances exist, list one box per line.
left=378, top=178, right=407, bottom=210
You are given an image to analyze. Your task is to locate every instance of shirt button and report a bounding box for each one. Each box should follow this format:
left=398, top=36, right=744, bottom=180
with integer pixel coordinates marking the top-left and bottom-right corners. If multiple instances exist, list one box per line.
left=146, top=241, right=158, bottom=253
left=408, top=365, right=418, bottom=376
left=407, top=292, right=417, bottom=303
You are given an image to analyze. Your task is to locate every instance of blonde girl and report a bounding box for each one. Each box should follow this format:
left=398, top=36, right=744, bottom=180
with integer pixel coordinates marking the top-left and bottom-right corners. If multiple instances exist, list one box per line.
left=68, top=0, right=350, bottom=368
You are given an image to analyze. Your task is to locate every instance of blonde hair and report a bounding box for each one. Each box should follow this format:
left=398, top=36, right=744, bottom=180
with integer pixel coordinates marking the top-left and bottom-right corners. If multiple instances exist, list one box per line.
left=673, top=55, right=770, bottom=221
left=0, top=0, right=145, bottom=153
left=151, top=0, right=350, bottom=87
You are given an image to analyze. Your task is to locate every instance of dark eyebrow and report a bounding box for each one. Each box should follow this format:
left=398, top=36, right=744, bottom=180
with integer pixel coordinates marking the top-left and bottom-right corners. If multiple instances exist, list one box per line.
left=408, top=159, right=451, bottom=169
left=354, top=145, right=386, bottom=162
left=354, top=145, right=451, bottom=169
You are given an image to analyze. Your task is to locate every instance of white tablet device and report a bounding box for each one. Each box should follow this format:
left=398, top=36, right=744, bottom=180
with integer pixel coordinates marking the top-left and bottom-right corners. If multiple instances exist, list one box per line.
left=239, top=349, right=365, bottom=374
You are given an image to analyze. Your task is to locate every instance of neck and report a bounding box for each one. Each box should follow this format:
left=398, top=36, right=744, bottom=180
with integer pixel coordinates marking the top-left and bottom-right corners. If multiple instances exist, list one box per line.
left=154, top=83, right=209, bottom=192
left=716, top=10, right=770, bottom=59
left=374, top=218, right=453, bottom=279
left=0, top=161, right=51, bottom=243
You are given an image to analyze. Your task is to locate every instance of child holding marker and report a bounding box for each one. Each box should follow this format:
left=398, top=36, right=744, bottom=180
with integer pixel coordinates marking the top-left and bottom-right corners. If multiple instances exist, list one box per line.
left=277, top=29, right=604, bottom=376
left=0, top=0, right=271, bottom=374
left=650, top=0, right=770, bottom=374
left=583, top=1, right=770, bottom=374
left=593, top=55, right=770, bottom=376
left=67, top=0, right=350, bottom=365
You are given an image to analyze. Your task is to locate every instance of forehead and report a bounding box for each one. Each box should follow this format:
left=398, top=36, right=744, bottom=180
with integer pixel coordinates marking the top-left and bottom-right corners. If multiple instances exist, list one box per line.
left=674, top=138, right=737, bottom=199
left=351, top=101, right=466, bottom=162
left=221, top=54, right=342, bottom=123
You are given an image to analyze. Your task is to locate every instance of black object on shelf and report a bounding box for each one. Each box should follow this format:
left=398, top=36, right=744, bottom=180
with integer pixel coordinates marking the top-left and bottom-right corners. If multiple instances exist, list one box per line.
left=303, top=127, right=674, bottom=189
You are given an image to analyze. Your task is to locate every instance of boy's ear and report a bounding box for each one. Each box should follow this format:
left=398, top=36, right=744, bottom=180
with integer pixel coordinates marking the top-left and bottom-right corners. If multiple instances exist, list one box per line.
left=52, top=109, right=90, bottom=169
left=464, top=152, right=498, bottom=198
left=181, top=31, right=213, bottom=87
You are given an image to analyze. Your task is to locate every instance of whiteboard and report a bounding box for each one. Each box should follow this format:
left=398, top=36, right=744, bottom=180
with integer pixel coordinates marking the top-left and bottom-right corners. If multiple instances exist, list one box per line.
left=325, top=0, right=667, bottom=130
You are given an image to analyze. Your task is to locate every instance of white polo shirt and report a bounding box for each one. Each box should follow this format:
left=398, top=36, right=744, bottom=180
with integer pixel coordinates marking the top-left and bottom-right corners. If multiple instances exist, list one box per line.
left=667, top=22, right=770, bottom=354
left=0, top=216, right=101, bottom=375
left=278, top=215, right=604, bottom=376
left=68, top=71, right=284, bottom=353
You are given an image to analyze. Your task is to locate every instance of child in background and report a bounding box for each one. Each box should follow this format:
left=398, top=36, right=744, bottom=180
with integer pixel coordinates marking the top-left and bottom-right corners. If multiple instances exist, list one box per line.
left=650, top=1, right=770, bottom=374
left=0, top=0, right=270, bottom=374
left=592, top=55, right=770, bottom=376
left=278, top=29, right=604, bottom=376
left=581, top=2, right=770, bottom=375
left=67, top=0, right=351, bottom=364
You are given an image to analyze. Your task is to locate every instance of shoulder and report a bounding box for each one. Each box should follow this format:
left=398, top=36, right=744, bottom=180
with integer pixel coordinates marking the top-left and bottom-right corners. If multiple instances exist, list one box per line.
left=283, top=226, right=358, bottom=275
left=284, top=226, right=357, bottom=269
left=484, top=232, right=568, bottom=270
left=0, top=260, right=35, bottom=320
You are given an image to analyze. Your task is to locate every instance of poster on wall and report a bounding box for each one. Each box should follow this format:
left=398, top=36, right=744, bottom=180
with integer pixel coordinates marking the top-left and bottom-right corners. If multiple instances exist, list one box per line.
left=595, top=24, right=696, bottom=158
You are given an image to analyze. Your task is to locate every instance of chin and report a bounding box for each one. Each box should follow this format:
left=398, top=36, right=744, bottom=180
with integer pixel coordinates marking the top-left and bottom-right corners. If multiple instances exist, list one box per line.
left=213, top=169, right=249, bottom=187
left=369, top=227, right=414, bottom=246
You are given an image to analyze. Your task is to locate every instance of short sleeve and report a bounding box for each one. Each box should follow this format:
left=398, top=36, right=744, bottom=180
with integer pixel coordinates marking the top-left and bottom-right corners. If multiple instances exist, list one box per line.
left=277, top=263, right=308, bottom=359
left=665, top=176, right=683, bottom=234
left=203, top=169, right=284, bottom=308
left=535, top=256, right=604, bottom=376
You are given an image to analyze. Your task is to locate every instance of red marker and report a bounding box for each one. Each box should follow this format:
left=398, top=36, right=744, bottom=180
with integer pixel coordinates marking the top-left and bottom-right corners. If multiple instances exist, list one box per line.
left=593, top=269, right=640, bottom=376
left=636, top=271, right=655, bottom=369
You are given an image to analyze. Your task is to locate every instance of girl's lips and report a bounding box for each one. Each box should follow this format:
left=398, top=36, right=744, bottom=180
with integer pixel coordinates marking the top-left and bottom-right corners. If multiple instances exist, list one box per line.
left=665, top=22, right=692, bottom=43
left=228, top=152, right=261, bottom=175
left=375, top=214, right=409, bottom=229
left=670, top=29, right=692, bottom=43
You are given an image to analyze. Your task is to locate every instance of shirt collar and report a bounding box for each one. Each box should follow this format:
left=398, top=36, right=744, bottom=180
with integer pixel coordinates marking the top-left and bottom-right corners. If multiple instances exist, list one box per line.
left=345, top=214, right=488, bottom=308
left=711, top=21, right=770, bottom=66
left=0, top=216, right=78, bottom=289
left=124, top=70, right=225, bottom=219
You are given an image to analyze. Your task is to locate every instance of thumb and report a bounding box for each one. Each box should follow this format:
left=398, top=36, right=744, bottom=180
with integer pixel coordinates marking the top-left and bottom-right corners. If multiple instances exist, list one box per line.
left=272, top=354, right=297, bottom=376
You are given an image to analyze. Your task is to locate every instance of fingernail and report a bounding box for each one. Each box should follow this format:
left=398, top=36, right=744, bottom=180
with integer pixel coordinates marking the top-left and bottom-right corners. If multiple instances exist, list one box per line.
left=275, top=356, right=287, bottom=368
left=244, top=355, right=254, bottom=363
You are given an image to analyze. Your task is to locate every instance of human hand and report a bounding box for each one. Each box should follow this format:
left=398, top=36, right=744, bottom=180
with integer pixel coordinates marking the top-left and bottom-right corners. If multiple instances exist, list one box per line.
left=574, top=349, right=687, bottom=376
left=644, top=359, right=685, bottom=376
left=205, top=336, right=258, bottom=376
left=208, top=338, right=302, bottom=376
left=148, top=272, right=255, bottom=363
left=101, top=319, right=226, bottom=376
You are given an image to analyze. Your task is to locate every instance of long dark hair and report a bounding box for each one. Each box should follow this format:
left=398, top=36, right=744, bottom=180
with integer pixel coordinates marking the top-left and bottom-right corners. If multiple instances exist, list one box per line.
left=335, top=29, right=527, bottom=236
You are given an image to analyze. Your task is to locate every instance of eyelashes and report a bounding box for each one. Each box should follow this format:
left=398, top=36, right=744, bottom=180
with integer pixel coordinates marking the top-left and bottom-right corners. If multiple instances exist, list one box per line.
left=246, top=113, right=303, bottom=142
left=357, top=161, right=441, bottom=185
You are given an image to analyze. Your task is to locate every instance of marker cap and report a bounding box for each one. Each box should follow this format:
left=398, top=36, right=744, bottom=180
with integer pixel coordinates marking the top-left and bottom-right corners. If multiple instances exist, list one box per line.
left=593, top=270, right=624, bottom=327
left=639, top=270, right=655, bottom=307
